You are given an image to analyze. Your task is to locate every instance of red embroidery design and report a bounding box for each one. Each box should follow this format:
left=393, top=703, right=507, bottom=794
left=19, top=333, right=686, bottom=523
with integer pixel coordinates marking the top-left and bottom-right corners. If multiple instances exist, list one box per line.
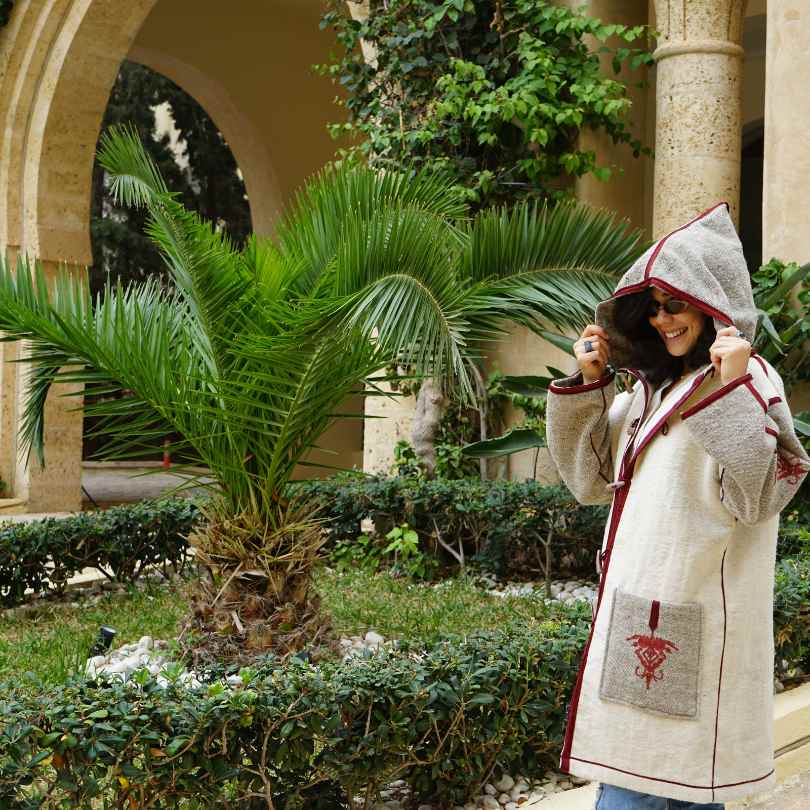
left=776, top=453, right=807, bottom=486
left=626, top=600, right=679, bottom=689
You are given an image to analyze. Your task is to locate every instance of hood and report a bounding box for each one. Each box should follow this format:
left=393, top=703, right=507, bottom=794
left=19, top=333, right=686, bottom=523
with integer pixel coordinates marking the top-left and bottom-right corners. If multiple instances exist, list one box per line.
left=595, top=202, right=758, bottom=371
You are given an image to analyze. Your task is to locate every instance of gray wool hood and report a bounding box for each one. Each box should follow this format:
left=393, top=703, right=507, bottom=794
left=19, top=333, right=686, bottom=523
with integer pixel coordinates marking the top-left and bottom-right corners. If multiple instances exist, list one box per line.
left=595, top=203, right=758, bottom=371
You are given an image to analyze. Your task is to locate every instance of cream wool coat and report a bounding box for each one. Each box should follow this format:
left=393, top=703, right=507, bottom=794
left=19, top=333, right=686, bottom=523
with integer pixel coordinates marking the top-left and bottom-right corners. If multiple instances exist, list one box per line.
left=546, top=203, right=810, bottom=804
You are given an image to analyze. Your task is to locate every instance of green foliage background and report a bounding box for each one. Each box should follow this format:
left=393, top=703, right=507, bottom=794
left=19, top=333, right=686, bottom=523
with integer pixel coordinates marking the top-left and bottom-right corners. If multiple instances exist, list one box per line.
left=320, top=0, right=653, bottom=207
left=90, top=61, right=252, bottom=298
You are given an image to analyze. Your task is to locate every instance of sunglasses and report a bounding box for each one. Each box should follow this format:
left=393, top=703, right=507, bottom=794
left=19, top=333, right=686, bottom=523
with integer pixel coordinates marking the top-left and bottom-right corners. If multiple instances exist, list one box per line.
left=646, top=297, right=689, bottom=318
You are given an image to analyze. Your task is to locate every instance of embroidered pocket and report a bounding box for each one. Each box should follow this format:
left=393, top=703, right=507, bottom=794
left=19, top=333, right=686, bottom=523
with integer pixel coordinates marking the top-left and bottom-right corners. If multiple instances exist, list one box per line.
left=599, top=588, right=702, bottom=719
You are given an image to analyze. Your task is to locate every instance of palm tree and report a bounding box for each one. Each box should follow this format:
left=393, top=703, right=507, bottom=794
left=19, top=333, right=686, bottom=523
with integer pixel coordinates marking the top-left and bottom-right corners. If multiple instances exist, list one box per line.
left=0, top=127, right=645, bottom=658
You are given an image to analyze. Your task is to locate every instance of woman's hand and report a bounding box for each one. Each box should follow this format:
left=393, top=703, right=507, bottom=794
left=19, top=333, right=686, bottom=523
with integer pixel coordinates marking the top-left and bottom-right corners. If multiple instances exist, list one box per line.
left=710, top=326, right=751, bottom=384
left=574, top=325, right=611, bottom=383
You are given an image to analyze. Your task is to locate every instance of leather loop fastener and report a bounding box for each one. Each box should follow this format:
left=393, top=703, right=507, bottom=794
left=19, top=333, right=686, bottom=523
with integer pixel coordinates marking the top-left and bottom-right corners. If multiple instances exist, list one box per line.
left=606, top=480, right=626, bottom=491
left=595, top=549, right=609, bottom=575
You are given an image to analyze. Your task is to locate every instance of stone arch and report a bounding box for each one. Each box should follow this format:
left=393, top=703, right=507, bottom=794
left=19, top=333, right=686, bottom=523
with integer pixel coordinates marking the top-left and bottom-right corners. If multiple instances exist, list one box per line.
left=0, top=0, right=359, bottom=508
left=126, top=45, right=282, bottom=237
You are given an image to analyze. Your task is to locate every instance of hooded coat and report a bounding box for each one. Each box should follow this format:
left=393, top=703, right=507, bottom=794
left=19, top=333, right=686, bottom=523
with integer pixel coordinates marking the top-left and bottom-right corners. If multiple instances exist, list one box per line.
left=545, top=203, right=810, bottom=804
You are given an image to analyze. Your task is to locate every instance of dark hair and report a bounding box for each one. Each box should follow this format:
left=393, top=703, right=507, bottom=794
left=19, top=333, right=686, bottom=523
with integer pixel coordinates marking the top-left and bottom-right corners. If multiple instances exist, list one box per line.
left=612, top=289, right=716, bottom=386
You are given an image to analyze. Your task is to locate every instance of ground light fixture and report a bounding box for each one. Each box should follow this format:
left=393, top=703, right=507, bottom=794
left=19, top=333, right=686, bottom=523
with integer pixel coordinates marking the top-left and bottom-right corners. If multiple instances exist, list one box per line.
left=89, top=625, right=117, bottom=657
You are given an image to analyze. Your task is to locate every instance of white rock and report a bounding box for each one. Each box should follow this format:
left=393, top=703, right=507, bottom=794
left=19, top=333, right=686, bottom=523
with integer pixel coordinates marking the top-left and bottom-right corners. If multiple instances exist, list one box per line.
left=339, top=639, right=353, bottom=649
left=389, top=780, right=406, bottom=788
left=505, top=804, right=518, bottom=810
left=104, top=660, right=132, bottom=676
left=383, top=801, right=402, bottom=810
left=86, top=655, right=106, bottom=672
left=226, top=675, right=243, bottom=687
left=509, top=787, right=527, bottom=801
left=465, top=803, right=477, bottom=810
left=498, top=794, right=510, bottom=805
left=138, top=635, right=153, bottom=650
left=484, top=784, right=497, bottom=796
left=365, top=631, right=385, bottom=646
left=494, top=774, right=515, bottom=792
left=481, top=798, right=500, bottom=810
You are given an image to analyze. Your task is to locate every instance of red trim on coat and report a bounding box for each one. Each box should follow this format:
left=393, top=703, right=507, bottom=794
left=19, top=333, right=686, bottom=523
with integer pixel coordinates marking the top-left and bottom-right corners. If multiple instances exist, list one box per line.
left=568, top=756, right=774, bottom=793
left=648, top=600, right=660, bottom=633
left=680, top=373, right=753, bottom=420
left=768, top=396, right=782, bottom=408
left=548, top=372, right=615, bottom=395
left=751, top=352, right=770, bottom=378
left=711, top=549, right=728, bottom=802
left=560, top=369, right=652, bottom=772
left=615, top=277, right=734, bottom=326
left=642, top=202, right=729, bottom=281
left=744, top=380, right=768, bottom=412
left=765, top=427, right=779, bottom=439
left=628, top=368, right=714, bottom=466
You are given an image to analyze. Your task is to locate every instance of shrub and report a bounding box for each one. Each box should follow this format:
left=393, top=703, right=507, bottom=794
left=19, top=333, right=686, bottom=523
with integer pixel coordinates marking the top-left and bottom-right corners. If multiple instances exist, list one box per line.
left=778, top=491, right=810, bottom=560
left=0, top=499, right=200, bottom=606
left=0, top=607, right=589, bottom=808
left=774, top=555, right=810, bottom=677
left=295, top=475, right=608, bottom=581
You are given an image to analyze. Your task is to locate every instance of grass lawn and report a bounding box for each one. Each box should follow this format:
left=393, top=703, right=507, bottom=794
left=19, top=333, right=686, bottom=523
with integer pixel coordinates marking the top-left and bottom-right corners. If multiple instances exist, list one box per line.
left=0, top=568, right=565, bottom=685
left=0, top=580, right=187, bottom=686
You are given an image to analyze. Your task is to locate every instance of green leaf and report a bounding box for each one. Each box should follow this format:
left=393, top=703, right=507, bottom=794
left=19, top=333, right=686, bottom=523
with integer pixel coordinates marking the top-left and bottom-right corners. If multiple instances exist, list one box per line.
left=462, top=428, right=545, bottom=458
left=497, top=375, right=551, bottom=397
left=760, top=262, right=810, bottom=311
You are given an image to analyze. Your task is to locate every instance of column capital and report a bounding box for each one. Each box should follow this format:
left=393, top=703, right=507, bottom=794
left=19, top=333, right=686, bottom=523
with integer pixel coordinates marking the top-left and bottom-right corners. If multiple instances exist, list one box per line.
left=653, top=0, right=747, bottom=47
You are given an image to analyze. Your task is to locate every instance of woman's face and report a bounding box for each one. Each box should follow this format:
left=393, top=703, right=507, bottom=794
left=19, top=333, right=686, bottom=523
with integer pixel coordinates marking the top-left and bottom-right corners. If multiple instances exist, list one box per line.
left=647, top=287, right=706, bottom=357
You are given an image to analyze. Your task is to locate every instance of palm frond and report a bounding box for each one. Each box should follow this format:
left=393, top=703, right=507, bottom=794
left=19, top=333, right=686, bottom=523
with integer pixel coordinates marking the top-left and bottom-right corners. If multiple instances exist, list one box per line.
left=461, top=199, right=647, bottom=281
left=275, top=165, right=468, bottom=294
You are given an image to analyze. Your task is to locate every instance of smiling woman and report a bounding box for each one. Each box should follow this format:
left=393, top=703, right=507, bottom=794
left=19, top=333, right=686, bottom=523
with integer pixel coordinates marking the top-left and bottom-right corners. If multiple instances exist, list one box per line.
left=545, top=203, right=810, bottom=807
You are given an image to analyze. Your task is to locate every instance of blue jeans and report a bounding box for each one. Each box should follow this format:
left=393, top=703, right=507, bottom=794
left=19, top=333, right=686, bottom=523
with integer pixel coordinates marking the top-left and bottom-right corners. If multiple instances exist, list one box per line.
left=595, top=783, right=725, bottom=809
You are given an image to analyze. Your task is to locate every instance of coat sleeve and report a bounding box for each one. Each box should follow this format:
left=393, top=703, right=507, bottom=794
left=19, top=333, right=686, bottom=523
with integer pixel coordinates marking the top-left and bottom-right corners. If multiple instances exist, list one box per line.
left=680, top=358, right=810, bottom=526
left=546, top=370, right=633, bottom=506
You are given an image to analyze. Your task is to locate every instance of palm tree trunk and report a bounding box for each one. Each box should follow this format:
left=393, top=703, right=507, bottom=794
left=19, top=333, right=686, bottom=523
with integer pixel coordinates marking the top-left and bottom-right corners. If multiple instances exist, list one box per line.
left=411, top=378, right=446, bottom=477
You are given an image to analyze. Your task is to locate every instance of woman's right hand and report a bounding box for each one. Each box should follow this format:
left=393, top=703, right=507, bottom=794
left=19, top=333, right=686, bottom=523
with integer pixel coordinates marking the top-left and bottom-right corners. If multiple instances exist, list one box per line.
left=574, top=325, right=611, bottom=383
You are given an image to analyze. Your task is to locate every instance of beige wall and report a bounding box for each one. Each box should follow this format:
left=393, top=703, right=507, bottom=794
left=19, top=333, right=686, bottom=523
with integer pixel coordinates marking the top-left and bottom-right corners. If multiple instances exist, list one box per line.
left=130, top=0, right=342, bottom=236
left=573, top=0, right=652, bottom=233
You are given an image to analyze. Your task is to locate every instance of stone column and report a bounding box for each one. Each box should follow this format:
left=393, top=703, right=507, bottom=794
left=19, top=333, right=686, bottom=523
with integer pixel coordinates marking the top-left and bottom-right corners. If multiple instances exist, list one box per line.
left=652, top=0, right=747, bottom=235
left=11, top=260, right=84, bottom=512
left=762, top=0, right=810, bottom=414
left=762, top=0, right=809, bottom=265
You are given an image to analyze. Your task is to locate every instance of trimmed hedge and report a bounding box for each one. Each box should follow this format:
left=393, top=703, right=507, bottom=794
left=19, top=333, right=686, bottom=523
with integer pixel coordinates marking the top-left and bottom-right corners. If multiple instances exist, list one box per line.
left=0, top=607, right=589, bottom=808
left=294, top=476, right=810, bottom=579
left=774, top=555, right=810, bottom=677
left=293, top=476, right=608, bottom=581
left=0, top=499, right=200, bottom=606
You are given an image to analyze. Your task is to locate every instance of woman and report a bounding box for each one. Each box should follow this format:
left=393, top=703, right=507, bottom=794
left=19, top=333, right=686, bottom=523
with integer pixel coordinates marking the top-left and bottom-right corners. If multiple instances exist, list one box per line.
left=545, top=202, right=809, bottom=809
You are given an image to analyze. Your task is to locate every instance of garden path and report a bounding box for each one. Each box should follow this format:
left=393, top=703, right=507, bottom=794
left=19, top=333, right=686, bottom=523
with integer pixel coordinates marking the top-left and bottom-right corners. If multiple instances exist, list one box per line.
left=523, top=770, right=810, bottom=809
left=81, top=463, right=211, bottom=506
left=727, top=769, right=810, bottom=810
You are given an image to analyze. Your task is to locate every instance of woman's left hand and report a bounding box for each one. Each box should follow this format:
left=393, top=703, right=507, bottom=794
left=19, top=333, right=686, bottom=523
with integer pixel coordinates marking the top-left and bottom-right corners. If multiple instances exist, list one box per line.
left=710, top=326, right=752, bottom=383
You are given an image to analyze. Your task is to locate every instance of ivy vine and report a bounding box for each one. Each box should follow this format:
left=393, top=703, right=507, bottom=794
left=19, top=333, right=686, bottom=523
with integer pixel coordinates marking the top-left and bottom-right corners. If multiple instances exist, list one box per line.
left=319, top=0, right=654, bottom=207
